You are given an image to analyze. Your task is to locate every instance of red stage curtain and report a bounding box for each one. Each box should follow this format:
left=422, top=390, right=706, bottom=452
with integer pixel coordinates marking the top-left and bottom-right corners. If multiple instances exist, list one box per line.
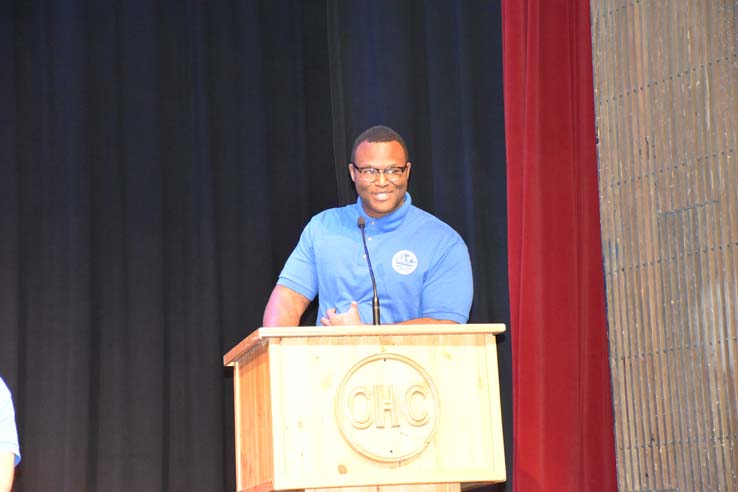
left=502, top=1, right=618, bottom=490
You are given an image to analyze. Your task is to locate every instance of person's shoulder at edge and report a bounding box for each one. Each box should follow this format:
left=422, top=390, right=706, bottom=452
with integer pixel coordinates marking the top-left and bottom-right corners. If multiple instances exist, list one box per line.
left=0, top=378, right=9, bottom=400
left=0, top=376, right=20, bottom=466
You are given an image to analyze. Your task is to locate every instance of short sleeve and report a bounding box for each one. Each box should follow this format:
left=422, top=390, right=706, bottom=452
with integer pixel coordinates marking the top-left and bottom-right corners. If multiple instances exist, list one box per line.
left=420, top=236, right=473, bottom=323
left=277, top=218, right=319, bottom=301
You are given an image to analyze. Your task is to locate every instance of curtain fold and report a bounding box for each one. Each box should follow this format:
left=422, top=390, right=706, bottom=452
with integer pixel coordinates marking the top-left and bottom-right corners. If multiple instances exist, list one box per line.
left=502, top=1, right=617, bottom=490
left=1, top=2, right=510, bottom=491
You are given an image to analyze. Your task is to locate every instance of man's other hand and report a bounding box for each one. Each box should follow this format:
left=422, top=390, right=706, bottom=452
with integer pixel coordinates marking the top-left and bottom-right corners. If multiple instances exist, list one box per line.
left=320, top=301, right=364, bottom=326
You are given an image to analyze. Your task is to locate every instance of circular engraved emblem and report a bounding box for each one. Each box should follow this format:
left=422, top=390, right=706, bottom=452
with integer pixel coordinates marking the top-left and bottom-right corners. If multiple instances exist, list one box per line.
left=335, top=353, right=439, bottom=463
left=391, top=250, right=418, bottom=275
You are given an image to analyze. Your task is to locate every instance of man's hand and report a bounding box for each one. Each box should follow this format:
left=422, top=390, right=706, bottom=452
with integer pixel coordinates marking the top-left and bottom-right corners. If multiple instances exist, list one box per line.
left=320, top=301, right=364, bottom=326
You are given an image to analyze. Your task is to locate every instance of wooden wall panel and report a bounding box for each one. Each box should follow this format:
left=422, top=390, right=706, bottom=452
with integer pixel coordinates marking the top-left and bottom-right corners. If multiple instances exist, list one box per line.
left=590, top=1, right=737, bottom=491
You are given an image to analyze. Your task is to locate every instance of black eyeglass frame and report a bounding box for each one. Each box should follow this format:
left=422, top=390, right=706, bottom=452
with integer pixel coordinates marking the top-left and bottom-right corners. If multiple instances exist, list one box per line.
left=350, top=163, right=410, bottom=180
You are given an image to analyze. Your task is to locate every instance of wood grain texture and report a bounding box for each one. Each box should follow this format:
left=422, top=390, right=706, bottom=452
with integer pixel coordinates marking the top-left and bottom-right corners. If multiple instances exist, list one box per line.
left=591, top=1, right=738, bottom=490
left=234, top=344, right=274, bottom=491
left=225, top=327, right=506, bottom=491
left=307, top=483, right=461, bottom=492
left=223, top=324, right=506, bottom=366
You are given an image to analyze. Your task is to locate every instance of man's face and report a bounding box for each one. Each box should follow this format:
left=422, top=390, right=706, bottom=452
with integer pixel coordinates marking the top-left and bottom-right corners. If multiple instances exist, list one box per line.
left=349, top=140, right=411, bottom=218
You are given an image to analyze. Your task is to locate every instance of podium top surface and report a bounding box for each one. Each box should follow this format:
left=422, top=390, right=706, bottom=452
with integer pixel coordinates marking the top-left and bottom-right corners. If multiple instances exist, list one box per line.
left=223, top=323, right=506, bottom=366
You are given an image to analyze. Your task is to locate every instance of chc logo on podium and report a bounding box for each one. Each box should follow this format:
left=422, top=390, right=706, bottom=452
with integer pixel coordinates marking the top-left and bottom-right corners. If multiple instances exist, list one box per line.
left=335, top=353, right=440, bottom=462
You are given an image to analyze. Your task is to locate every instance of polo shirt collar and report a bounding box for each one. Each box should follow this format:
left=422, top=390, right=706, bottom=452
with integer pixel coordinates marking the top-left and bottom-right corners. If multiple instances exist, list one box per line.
left=355, top=192, right=412, bottom=233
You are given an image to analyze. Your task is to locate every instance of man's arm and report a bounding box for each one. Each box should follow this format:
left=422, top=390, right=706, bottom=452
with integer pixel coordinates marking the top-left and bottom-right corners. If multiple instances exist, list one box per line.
left=0, top=452, right=14, bottom=492
left=263, top=284, right=312, bottom=327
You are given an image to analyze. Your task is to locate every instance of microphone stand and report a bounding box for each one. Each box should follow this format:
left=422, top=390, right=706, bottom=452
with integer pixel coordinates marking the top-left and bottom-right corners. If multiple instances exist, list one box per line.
left=357, top=217, right=381, bottom=325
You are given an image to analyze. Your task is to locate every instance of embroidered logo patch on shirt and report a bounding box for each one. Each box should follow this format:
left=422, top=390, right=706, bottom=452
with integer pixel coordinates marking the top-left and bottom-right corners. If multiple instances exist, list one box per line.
left=392, top=250, right=418, bottom=275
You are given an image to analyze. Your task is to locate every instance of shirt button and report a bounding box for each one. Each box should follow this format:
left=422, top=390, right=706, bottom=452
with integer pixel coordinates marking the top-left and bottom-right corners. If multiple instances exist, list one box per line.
left=368, top=237, right=372, bottom=241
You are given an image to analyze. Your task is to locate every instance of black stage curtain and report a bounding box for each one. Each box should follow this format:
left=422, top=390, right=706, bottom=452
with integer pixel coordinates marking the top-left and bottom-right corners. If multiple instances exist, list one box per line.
left=0, top=2, right=509, bottom=491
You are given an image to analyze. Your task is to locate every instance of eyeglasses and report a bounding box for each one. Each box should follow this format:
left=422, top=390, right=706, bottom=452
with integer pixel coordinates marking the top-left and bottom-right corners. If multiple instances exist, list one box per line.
left=351, top=164, right=409, bottom=182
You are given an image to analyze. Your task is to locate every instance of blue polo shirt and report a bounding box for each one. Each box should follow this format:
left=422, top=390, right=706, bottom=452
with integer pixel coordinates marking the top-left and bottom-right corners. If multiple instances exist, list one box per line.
left=278, top=193, right=473, bottom=324
left=0, top=377, right=20, bottom=466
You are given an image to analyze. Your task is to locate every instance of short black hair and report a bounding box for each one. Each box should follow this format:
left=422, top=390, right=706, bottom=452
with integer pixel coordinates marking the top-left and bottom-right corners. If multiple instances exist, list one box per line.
left=350, top=125, right=409, bottom=163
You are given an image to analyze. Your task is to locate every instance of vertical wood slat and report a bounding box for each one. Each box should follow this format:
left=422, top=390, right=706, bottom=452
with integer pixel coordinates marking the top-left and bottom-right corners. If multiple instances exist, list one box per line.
left=590, top=1, right=738, bottom=491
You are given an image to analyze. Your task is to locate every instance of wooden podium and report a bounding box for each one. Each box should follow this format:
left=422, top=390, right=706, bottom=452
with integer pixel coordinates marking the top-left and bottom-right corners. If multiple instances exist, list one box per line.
left=223, top=324, right=506, bottom=492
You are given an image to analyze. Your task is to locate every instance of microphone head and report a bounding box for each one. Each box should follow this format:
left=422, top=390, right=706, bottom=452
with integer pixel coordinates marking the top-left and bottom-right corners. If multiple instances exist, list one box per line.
left=357, top=216, right=366, bottom=228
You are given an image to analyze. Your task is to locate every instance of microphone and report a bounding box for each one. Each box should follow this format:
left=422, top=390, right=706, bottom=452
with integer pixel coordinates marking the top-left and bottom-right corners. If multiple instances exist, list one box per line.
left=357, top=216, right=380, bottom=325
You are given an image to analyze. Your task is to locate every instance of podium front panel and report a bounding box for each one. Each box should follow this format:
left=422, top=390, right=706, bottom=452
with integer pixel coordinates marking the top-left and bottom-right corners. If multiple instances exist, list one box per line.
left=238, top=329, right=507, bottom=490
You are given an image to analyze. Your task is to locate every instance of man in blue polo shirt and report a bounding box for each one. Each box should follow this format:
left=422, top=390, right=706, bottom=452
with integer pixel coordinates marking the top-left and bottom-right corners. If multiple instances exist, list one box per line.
left=0, top=377, right=20, bottom=492
left=263, top=125, right=472, bottom=326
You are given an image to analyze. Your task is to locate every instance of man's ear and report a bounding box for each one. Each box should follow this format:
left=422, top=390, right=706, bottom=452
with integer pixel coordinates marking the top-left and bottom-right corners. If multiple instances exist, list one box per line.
left=348, top=163, right=356, bottom=183
left=406, top=161, right=412, bottom=179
